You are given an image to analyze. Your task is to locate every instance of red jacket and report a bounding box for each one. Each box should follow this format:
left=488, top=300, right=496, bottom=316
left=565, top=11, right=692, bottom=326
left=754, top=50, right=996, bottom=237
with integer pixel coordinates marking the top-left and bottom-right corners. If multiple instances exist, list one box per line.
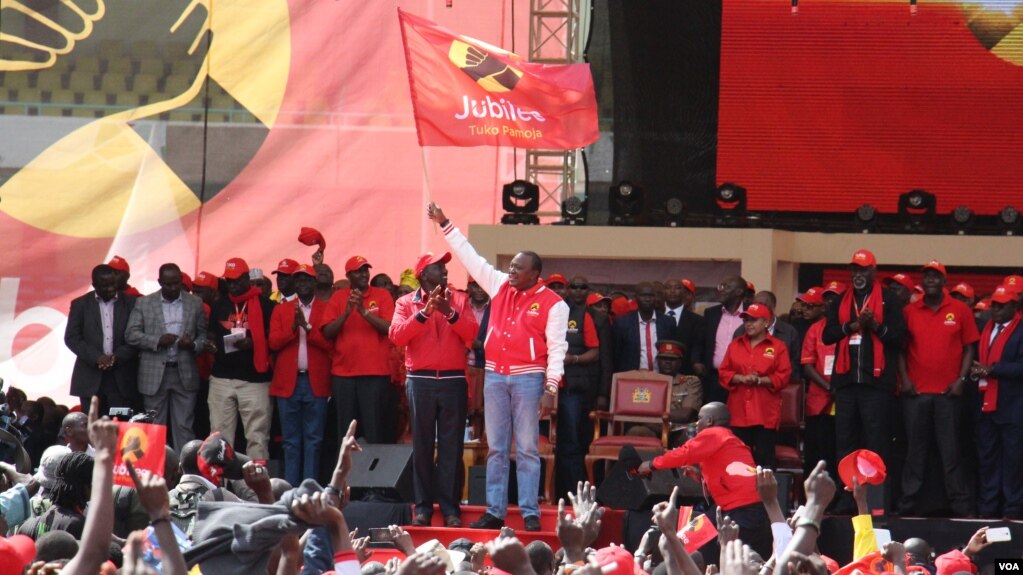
left=652, top=426, right=761, bottom=511
left=269, top=298, right=332, bottom=398
left=389, top=288, right=478, bottom=371
left=442, top=222, right=569, bottom=387
left=719, top=333, right=791, bottom=429
left=801, top=319, right=835, bottom=417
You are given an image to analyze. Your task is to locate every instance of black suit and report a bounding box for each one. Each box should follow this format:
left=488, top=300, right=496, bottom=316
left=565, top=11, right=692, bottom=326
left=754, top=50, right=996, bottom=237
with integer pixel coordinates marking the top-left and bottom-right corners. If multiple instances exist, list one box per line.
left=977, top=319, right=1023, bottom=518
left=612, top=311, right=676, bottom=373
left=664, top=307, right=705, bottom=375
left=64, top=291, right=138, bottom=413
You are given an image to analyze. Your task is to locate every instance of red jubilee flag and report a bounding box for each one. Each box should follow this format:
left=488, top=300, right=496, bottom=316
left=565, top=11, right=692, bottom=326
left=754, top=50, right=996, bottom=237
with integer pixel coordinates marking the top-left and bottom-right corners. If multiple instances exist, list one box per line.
left=398, top=9, right=599, bottom=150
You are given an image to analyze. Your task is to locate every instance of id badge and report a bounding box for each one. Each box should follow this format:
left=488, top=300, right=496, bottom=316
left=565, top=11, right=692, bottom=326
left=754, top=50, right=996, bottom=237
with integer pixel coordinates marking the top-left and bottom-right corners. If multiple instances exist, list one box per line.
left=824, top=355, right=835, bottom=376
left=849, top=334, right=862, bottom=346
left=231, top=327, right=246, bottom=336
left=978, top=378, right=988, bottom=390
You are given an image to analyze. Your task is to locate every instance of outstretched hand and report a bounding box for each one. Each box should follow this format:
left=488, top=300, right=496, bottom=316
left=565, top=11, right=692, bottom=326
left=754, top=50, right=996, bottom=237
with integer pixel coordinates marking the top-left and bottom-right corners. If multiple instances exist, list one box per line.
left=427, top=203, right=448, bottom=225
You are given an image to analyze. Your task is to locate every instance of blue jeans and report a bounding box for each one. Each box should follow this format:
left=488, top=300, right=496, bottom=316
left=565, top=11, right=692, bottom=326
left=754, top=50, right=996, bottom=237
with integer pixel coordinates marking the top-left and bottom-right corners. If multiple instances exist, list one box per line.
left=277, top=373, right=328, bottom=487
left=484, top=371, right=543, bottom=518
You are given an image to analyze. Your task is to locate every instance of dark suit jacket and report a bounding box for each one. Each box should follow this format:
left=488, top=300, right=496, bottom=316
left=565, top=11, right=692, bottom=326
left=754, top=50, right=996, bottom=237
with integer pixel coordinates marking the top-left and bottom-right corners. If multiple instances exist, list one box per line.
left=612, top=311, right=676, bottom=373
left=987, top=318, right=1023, bottom=425
left=64, top=291, right=138, bottom=399
left=665, top=308, right=705, bottom=375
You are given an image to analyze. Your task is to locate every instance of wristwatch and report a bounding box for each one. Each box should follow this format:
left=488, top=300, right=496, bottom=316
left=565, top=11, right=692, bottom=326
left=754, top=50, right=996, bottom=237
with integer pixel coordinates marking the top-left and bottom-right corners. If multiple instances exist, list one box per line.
left=795, top=517, right=820, bottom=532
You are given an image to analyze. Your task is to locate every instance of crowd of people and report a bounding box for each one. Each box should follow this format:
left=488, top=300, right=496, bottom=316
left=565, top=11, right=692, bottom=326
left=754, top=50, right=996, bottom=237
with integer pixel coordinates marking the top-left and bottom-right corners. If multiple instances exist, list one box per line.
left=0, top=205, right=1019, bottom=573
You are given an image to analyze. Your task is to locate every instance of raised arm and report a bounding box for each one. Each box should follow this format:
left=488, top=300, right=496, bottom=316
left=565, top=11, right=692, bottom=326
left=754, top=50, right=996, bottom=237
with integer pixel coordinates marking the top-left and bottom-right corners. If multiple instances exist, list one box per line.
left=428, top=203, right=508, bottom=297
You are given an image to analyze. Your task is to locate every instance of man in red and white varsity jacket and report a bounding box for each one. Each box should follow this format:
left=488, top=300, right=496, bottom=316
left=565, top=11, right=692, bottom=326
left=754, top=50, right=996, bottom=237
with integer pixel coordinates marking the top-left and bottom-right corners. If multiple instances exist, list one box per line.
left=428, top=203, right=568, bottom=532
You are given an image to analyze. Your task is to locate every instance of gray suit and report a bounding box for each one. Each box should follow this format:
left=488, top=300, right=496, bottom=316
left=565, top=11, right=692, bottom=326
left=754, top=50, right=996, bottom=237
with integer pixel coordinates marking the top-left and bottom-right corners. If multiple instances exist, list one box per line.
left=126, top=291, right=207, bottom=447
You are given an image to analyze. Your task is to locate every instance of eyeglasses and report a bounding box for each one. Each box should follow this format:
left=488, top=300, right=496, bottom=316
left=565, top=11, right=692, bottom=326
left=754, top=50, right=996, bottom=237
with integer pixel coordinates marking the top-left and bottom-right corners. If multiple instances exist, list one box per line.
left=569, top=283, right=589, bottom=289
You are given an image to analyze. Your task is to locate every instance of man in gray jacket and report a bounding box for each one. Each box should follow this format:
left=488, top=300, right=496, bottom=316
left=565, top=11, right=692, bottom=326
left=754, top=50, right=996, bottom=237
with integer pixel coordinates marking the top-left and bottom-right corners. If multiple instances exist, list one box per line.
left=126, top=263, right=207, bottom=448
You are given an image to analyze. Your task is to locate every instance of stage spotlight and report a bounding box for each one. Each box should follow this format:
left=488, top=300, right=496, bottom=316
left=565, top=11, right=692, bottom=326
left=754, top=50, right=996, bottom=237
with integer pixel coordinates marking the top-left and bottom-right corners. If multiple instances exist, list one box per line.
left=500, top=179, right=540, bottom=225
left=855, top=204, right=878, bottom=233
left=609, top=180, right=644, bottom=226
left=1000, top=206, right=1021, bottom=236
left=664, top=197, right=686, bottom=227
left=897, top=189, right=936, bottom=232
left=950, top=205, right=974, bottom=235
left=714, top=182, right=747, bottom=226
left=560, top=195, right=587, bottom=225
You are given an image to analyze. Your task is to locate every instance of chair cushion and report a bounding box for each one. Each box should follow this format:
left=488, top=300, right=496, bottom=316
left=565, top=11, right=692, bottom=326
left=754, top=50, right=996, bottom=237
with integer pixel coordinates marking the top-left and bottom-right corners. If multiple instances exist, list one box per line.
left=775, top=444, right=802, bottom=468
left=614, top=377, right=670, bottom=417
left=591, top=435, right=663, bottom=449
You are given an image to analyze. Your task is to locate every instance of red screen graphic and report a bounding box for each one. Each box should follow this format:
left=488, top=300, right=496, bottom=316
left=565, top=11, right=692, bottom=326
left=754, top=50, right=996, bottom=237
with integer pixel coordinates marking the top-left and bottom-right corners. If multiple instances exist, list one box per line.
left=718, top=0, right=1023, bottom=215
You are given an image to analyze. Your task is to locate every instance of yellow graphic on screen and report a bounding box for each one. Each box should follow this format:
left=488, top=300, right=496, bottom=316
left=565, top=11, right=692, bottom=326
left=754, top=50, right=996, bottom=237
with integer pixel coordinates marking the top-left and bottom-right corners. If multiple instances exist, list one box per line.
left=448, top=40, right=523, bottom=93
left=0, top=0, right=291, bottom=237
left=957, top=0, right=1023, bottom=67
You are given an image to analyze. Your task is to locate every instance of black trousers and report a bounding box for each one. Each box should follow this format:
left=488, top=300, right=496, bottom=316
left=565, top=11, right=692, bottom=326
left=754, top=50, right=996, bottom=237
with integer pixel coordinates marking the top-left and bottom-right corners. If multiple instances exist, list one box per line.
left=406, top=376, right=467, bottom=517
left=732, top=425, right=777, bottom=469
left=976, top=413, right=1023, bottom=519
left=79, top=371, right=133, bottom=416
left=900, top=393, right=973, bottom=516
left=332, top=375, right=395, bottom=444
left=834, top=385, right=893, bottom=510
left=804, top=414, right=836, bottom=478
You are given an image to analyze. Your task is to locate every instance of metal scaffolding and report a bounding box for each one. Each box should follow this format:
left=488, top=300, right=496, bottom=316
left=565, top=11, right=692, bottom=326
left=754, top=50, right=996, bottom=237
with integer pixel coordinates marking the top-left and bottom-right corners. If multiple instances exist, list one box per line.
left=525, top=0, right=586, bottom=217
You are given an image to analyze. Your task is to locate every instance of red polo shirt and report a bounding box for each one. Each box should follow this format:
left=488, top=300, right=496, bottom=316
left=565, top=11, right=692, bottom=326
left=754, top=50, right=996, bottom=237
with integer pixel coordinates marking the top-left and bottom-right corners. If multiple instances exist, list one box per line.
left=652, top=426, right=761, bottom=511
left=389, top=288, right=478, bottom=371
left=321, top=286, right=395, bottom=376
left=719, top=334, right=791, bottom=429
left=903, top=295, right=979, bottom=394
left=801, top=319, right=835, bottom=417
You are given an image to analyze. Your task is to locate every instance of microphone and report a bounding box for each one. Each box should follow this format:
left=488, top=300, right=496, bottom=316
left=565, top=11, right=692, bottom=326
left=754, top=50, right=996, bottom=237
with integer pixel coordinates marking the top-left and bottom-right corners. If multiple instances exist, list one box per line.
left=619, top=445, right=643, bottom=476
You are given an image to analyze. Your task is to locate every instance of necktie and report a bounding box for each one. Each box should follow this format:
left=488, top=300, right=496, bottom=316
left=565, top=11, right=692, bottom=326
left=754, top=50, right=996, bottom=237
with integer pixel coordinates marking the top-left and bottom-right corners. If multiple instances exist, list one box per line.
left=667, top=309, right=677, bottom=325
left=991, top=323, right=1004, bottom=346
left=645, top=321, right=654, bottom=370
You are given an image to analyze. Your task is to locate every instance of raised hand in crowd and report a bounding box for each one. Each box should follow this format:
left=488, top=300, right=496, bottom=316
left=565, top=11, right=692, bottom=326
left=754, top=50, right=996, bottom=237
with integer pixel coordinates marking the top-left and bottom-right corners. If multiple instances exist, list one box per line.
left=756, top=467, right=787, bottom=524
left=62, top=396, right=119, bottom=575
left=469, top=542, right=487, bottom=573
left=388, top=524, right=418, bottom=556
left=849, top=476, right=869, bottom=517
left=963, top=526, right=994, bottom=559
left=242, top=459, right=275, bottom=504
left=327, top=420, right=362, bottom=509
left=126, top=461, right=187, bottom=575
left=716, top=506, right=740, bottom=546
left=120, top=530, right=159, bottom=575
left=291, top=491, right=353, bottom=553
left=487, top=536, right=537, bottom=575
left=396, top=552, right=448, bottom=575
left=653, top=486, right=703, bottom=575
left=350, top=528, right=373, bottom=563
left=557, top=497, right=589, bottom=564
left=568, top=480, right=605, bottom=544
left=26, top=562, right=65, bottom=575
left=722, top=540, right=760, bottom=575
left=882, top=541, right=908, bottom=575
left=774, top=461, right=834, bottom=575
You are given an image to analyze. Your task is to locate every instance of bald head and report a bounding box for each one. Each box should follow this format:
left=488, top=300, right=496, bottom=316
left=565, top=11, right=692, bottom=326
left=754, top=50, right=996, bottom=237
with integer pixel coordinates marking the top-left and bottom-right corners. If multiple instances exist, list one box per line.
left=904, top=538, right=932, bottom=562
left=180, top=439, right=204, bottom=475
left=61, top=412, right=89, bottom=451
left=698, top=402, right=731, bottom=429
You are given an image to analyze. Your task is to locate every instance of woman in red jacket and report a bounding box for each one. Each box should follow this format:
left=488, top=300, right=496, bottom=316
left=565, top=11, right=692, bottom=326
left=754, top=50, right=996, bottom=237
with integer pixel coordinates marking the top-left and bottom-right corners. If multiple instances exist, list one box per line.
left=719, top=303, right=792, bottom=468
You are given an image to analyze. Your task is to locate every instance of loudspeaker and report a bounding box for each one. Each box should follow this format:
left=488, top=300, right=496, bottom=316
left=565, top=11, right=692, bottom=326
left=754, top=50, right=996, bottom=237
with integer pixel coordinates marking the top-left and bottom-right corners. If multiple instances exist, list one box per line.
left=348, top=444, right=414, bottom=503
left=467, top=460, right=549, bottom=506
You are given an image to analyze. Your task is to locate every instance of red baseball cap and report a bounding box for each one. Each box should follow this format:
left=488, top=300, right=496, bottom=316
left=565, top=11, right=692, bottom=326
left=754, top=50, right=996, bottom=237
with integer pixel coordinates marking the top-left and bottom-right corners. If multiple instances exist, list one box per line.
left=298, top=226, right=326, bottom=251
left=546, top=273, right=568, bottom=286
left=611, top=297, right=636, bottom=317
left=797, top=287, right=824, bottom=306
left=882, top=273, right=914, bottom=290
left=292, top=263, right=315, bottom=278
left=951, top=282, right=975, bottom=300
left=838, top=449, right=886, bottom=487
left=935, top=551, right=977, bottom=575
left=193, top=271, right=219, bottom=289
left=921, top=259, right=946, bottom=277
left=223, top=258, right=250, bottom=280
left=272, top=258, right=300, bottom=275
left=1003, top=275, right=1023, bottom=289
left=680, top=278, right=696, bottom=293
left=823, top=280, right=847, bottom=295
left=746, top=280, right=756, bottom=292
left=414, top=252, right=452, bottom=277
left=851, top=249, right=877, bottom=267
left=107, top=255, right=130, bottom=273
left=586, top=292, right=611, bottom=307
left=197, top=431, right=251, bottom=485
left=0, top=535, right=36, bottom=575
left=991, top=286, right=1018, bottom=305
left=594, top=546, right=636, bottom=575
left=974, top=297, right=991, bottom=311
left=181, top=272, right=193, bottom=292
left=344, top=255, right=371, bottom=273
left=740, top=303, right=772, bottom=321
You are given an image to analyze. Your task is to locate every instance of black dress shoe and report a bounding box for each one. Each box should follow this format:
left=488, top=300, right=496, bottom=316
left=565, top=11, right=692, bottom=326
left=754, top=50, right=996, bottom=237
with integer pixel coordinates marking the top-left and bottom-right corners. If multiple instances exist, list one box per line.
left=412, top=514, right=432, bottom=526
left=523, top=515, right=542, bottom=532
left=445, top=515, right=463, bottom=527
left=469, top=513, right=505, bottom=529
